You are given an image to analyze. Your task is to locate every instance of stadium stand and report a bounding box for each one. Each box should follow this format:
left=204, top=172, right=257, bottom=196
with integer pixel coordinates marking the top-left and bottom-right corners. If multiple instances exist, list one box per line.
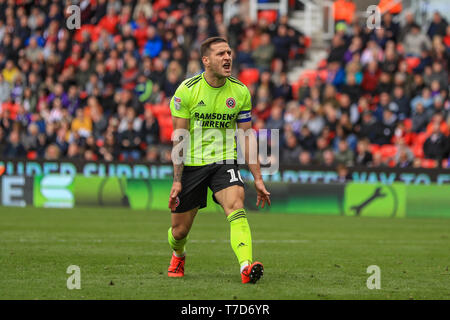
left=0, top=0, right=449, bottom=168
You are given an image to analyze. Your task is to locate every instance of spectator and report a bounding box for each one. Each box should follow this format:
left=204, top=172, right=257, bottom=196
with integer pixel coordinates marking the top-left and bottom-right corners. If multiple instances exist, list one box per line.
left=143, top=25, right=163, bottom=58
left=273, top=72, right=293, bottom=101
left=336, top=163, right=352, bottom=183
left=357, top=111, right=378, bottom=143
left=66, top=142, right=82, bottom=160
left=361, top=60, right=381, bottom=93
left=0, top=73, right=10, bottom=103
left=266, top=106, right=284, bottom=131
left=282, top=132, right=302, bottom=163
left=333, top=0, right=356, bottom=25
left=2, top=60, right=19, bottom=85
left=411, top=87, right=434, bottom=112
left=44, top=143, right=60, bottom=160
left=427, top=12, right=448, bottom=39
left=322, top=148, right=337, bottom=167
left=251, top=33, right=275, bottom=72
left=3, top=130, right=26, bottom=158
left=272, top=24, right=292, bottom=63
left=372, top=152, right=387, bottom=167
left=392, top=86, right=411, bottom=120
left=423, top=122, right=448, bottom=160
left=429, top=61, right=448, bottom=90
left=298, top=150, right=312, bottom=166
left=298, top=126, right=316, bottom=153
left=145, top=145, right=160, bottom=162
left=355, top=138, right=373, bottom=166
left=71, top=108, right=92, bottom=138
left=236, top=41, right=254, bottom=70
left=327, top=34, right=346, bottom=64
left=22, top=122, right=40, bottom=151
left=395, top=140, right=414, bottom=168
left=426, top=112, right=449, bottom=137
left=119, top=120, right=141, bottom=161
left=141, top=108, right=160, bottom=146
left=403, top=24, right=432, bottom=57
left=335, top=140, right=355, bottom=166
left=374, top=109, right=396, bottom=145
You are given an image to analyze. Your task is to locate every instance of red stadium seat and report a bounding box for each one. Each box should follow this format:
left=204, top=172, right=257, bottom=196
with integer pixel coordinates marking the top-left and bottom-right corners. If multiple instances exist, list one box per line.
left=388, top=159, right=396, bottom=167
left=405, top=57, right=420, bottom=73
left=318, top=69, right=328, bottom=82
left=153, top=0, right=171, bottom=11
left=160, top=125, right=173, bottom=143
left=238, top=68, right=260, bottom=87
left=291, top=81, right=302, bottom=100
left=258, top=10, right=278, bottom=24
left=369, top=144, right=380, bottom=154
left=170, top=10, right=183, bottom=21
left=396, top=43, right=405, bottom=55
left=298, top=70, right=317, bottom=87
left=379, top=144, right=397, bottom=160
left=421, top=159, right=437, bottom=169
left=412, top=144, right=424, bottom=158
left=159, top=115, right=173, bottom=127
left=317, top=59, right=327, bottom=69
left=403, top=118, right=412, bottom=131
left=304, top=36, right=311, bottom=48
left=27, top=151, right=37, bottom=160
left=149, top=104, right=171, bottom=118
left=415, top=132, right=428, bottom=147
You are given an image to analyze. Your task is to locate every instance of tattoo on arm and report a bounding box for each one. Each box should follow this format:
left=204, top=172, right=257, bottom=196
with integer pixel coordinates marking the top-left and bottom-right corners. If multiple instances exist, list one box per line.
left=173, top=163, right=184, bottom=182
left=172, top=138, right=184, bottom=182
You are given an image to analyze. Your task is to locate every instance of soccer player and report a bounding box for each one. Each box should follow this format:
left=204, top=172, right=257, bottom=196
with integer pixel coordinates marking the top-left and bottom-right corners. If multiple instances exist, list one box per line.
left=167, top=37, right=271, bottom=284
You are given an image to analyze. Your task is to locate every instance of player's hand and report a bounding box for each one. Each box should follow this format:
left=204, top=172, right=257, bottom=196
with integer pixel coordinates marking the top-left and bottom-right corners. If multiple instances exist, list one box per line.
left=254, top=179, right=271, bottom=209
left=168, top=182, right=182, bottom=211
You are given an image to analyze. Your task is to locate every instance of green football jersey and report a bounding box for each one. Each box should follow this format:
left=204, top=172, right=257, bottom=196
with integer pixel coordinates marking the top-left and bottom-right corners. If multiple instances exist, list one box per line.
left=170, top=72, right=252, bottom=166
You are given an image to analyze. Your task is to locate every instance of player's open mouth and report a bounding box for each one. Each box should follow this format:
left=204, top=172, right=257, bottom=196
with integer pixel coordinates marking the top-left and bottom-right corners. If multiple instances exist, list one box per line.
left=223, top=63, right=231, bottom=71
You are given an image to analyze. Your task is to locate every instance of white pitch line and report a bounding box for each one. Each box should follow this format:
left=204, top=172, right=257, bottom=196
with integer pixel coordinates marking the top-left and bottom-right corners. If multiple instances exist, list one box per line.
left=2, top=239, right=311, bottom=244
left=0, top=239, right=447, bottom=244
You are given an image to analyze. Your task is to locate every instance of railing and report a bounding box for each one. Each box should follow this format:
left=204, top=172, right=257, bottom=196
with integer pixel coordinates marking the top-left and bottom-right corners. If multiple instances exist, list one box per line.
left=248, top=0, right=289, bottom=21
left=223, top=0, right=240, bottom=26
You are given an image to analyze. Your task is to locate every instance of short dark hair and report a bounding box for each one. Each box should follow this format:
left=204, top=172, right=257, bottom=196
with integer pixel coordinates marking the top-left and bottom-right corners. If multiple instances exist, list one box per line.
left=200, top=37, right=228, bottom=58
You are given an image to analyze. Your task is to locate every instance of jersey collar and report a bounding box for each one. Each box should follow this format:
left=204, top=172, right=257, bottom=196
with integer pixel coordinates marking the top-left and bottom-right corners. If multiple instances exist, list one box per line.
left=202, top=72, right=228, bottom=89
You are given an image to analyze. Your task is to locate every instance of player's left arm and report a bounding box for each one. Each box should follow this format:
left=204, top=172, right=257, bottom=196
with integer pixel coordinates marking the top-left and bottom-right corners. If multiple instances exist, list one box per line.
left=237, top=120, right=271, bottom=208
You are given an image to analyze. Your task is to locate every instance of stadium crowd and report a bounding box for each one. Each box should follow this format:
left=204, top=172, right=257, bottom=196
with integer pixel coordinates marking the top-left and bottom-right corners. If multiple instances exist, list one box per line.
left=0, top=0, right=449, bottom=169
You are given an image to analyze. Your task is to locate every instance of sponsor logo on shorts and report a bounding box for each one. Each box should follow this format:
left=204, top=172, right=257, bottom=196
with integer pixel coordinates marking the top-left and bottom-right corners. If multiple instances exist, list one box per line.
left=175, top=196, right=180, bottom=208
left=226, top=97, right=236, bottom=109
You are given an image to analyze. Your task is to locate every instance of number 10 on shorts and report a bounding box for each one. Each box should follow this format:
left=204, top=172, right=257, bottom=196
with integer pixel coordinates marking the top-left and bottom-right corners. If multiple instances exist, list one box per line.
left=227, top=169, right=243, bottom=183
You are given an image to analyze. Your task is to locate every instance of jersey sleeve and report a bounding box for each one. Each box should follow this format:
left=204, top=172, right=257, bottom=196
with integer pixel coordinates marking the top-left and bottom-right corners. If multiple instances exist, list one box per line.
left=236, top=87, right=252, bottom=123
left=170, top=83, right=191, bottom=119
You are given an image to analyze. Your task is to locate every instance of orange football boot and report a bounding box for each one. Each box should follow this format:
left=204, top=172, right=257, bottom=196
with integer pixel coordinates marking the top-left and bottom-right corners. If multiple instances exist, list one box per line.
left=168, top=253, right=185, bottom=277
left=241, top=261, right=264, bottom=284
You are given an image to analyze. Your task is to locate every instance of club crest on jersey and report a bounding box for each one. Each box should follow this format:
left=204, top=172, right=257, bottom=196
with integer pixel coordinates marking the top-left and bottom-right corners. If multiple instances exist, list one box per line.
left=174, top=97, right=181, bottom=110
left=226, top=97, right=236, bottom=109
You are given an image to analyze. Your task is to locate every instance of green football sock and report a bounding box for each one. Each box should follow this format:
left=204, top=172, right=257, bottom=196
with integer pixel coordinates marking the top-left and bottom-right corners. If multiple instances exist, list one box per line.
left=227, top=209, right=252, bottom=269
left=168, top=227, right=187, bottom=257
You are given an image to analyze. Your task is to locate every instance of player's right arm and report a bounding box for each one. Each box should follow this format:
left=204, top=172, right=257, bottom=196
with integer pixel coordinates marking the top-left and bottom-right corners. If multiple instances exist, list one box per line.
left=168, top=116, right=189, bottom=211
left=168, top=82, right=192, bottom=211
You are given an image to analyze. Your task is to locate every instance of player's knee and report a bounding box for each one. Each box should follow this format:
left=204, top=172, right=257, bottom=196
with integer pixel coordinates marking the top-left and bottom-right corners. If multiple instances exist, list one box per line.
left=227, top=200, right=244, bottom=214
left=172, top=225, right=189, bottom=240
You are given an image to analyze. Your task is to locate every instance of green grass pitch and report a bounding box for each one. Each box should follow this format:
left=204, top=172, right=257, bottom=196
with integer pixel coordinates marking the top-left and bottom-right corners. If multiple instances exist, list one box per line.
left=0, top=206, right=449, bottom=300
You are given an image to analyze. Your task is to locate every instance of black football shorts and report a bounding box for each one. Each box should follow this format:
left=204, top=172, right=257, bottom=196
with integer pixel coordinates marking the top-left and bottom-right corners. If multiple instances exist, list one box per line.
left=171, top=161, right=245, bottom=213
